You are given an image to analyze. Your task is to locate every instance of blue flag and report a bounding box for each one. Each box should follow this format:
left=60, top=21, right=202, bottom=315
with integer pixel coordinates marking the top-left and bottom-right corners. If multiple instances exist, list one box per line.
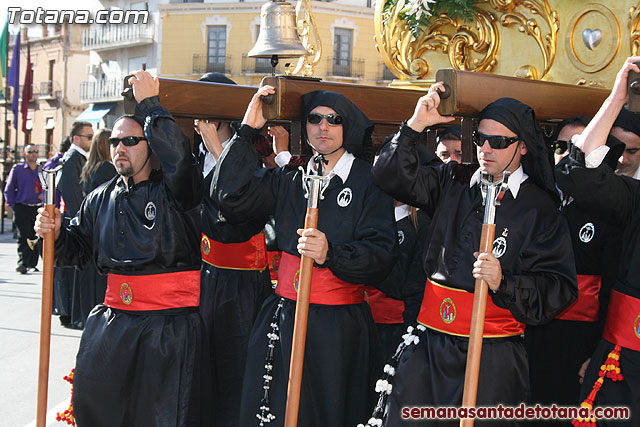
left=7, top=31, right=20, bottom=129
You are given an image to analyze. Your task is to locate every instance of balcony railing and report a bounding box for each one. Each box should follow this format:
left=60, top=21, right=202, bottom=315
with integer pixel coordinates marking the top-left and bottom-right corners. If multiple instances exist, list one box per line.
left=379, top=62, right=396, bottom=81
left=80, top=78, right=123, bottom=103
left=241, top=54, right=284, bottom=75
left=327, top=57, right=364, bottom=78
left=192, top=54, right=231, bottom=75
left=39, top=81, right=61, bottom=100
left=82, top=24, right=154, bottom=51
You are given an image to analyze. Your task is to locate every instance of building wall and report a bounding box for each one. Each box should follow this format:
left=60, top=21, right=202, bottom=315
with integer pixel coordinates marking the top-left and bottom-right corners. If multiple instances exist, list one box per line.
left=158, top=1, right=387, bottom=86
left=1, top=23, right=90, bottom=170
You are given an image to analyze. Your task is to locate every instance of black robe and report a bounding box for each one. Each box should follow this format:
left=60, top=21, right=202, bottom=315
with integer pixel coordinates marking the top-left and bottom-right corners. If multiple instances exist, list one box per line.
left=372, top=124, right=577, bottom=426
left=54, top=147, right=86, bottom=324
left=557, top=161, right=640, bottom=427
left=368, top=211, right=431, bottom=365
left=212, top=124, right=397, bottom=427
left=72, top=161, right=119, bottom=326
left=54, top=96, right=209, bottom=427
left=524, top=198, right=618, bottom=416
left=200, top=170, right=272, bottom=427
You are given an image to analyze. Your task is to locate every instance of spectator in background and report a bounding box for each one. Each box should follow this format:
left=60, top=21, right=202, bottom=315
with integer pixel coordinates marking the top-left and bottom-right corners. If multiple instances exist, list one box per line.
left=4, top=144, right=43, bottom=274
left=55, top=121, right=93, bottom=328
left=73, top=128, right=117, bottom=323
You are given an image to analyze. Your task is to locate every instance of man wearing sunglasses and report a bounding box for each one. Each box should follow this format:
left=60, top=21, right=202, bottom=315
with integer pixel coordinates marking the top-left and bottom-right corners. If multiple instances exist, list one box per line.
left=34, top=70, right=210, bottom=426
left=4, top=144, right=42, bottom=274
left=212, top=85, right=396, bottom=427
left=371, top=84, right=577, bottom=426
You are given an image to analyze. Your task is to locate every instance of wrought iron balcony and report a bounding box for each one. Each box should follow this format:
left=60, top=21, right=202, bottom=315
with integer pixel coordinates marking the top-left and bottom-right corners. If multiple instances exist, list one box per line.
left=39, top=81, right=61, bottom=100
left=379, top=62, right=396, bottom=81
left=327, top=57, right=364, bottom=78
left=82, top=24, right=154, bottom=51
left=241, top=54, right=284, bottom=75
left=192, top=54, right=231, bottom=75
left=80, top=78, right=123, bottom=103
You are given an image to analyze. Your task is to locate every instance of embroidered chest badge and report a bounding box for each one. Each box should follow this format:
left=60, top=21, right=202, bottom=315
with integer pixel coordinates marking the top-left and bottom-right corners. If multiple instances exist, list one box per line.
left=634, top=313, right=640, bottom=340
left=201, top=235, right=211, bottom=255
left=398, top=230, right=405, bottom=245
left=440, top=297, right=456, bottom=324
left=145, top=202, right=156, bottom=221
left=337, top=188, right=352, bottom=207
left=120, top=283, right=133, bottom=305
left=579, top=222, right=595, bottom=243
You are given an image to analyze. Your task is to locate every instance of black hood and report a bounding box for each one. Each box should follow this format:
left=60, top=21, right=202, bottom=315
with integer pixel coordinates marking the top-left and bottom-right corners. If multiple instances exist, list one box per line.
left=301, top=91, right=373, bottom=162
left=478, top=97, right=558, bottom=205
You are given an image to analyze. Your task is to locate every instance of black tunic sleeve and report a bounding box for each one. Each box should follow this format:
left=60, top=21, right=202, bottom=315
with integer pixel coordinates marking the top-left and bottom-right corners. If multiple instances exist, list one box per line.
left=136, top=96, right=203, bottom=211
left=323, top=177, right=397, bottom=284
left=556, top=164, right=639, bottom=226
left=212, top=124, right=281, bottom=222
left=54, top=193, right=97, bottom=269
left=491, top=209, right=578, bottom=325
left=58, top=151, right=85, bottom=217
left=372, top=123, right=449, bottom=216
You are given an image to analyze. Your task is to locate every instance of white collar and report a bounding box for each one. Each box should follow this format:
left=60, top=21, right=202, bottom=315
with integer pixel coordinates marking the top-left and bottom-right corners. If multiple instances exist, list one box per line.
left=394, top=204, right=411, bottom=221
left=469, top=165, right=528, bottom=199
left=633, top=164, right=640, bottom=180
left=306, top=151, right=355, bottom=184
left=70, top=143, right=89, bottom=159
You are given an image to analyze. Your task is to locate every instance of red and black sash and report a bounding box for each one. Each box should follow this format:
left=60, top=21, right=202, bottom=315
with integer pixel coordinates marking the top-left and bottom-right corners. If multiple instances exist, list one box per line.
left=276, top=252, right=364, bottom=305
left=417, top=279, right=524, bottom=338
left=201, top=232, right=267, bottom=271
left=105, top=270, right=200, bottom=311
left=556, top=274, right=601, bottom=321
left=603, top=290, right=640, bottom=352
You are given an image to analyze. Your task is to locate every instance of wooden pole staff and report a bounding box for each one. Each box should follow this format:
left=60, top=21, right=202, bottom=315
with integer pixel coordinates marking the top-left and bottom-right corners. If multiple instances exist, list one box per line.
left=460, top=172, right=510, bottom=427
left=36, top=165, right=60, bottom=427
left=284, top=170, right=327, bottom=427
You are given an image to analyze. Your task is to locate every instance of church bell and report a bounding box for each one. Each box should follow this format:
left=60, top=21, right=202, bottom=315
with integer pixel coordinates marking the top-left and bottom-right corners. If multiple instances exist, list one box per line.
left=248, top=0, right=309, bottom=58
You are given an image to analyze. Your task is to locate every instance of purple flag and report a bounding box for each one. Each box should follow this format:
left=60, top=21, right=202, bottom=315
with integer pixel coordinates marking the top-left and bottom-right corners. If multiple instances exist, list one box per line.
left=7, top=31, right=20, bottom=130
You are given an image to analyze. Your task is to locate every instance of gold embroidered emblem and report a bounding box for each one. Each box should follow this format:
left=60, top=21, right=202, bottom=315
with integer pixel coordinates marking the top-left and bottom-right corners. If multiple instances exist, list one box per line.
left=440, top=297, right=456, bottom=324
left=201, top=236, right=211, bottom=256
left=120, top=283, right=133, bottom=305
left=293, top=269, right=301, bottom=293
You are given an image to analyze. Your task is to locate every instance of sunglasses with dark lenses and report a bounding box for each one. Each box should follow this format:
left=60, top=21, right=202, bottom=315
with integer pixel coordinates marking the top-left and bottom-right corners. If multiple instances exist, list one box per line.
left=307, top=113, right=343, bottom=126
left=551, top=139, right=569, bottom=155
left=108, top=136, right=147, bottom=147
left=472, top=131, right=520, bottom=150
left=26, top=150, right=39, bottom=154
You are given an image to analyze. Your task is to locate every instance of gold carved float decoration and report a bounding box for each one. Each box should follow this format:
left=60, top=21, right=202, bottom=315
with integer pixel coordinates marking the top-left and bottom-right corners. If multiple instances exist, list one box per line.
left=630, top=2, right=640, bottom=56
left=374, top=0, right=558, bottom=81
left=285, top=0, right=323, bottom=76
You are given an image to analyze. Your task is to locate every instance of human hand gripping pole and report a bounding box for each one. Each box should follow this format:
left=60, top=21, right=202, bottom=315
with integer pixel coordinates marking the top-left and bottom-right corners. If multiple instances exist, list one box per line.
left=284, top=159, right=332, bottom=427
left=35, top=164, right=63, bottom=427
left=460, top=171, right=510, bottom=427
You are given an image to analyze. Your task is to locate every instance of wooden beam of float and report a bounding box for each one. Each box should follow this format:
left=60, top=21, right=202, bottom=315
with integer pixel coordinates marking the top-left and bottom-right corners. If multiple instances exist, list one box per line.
left=124, top=77, right=259, bottom=120
left=259, top=76, right=426, bottom=124
left=127, top=73, right=611, bottom=124
left=436, top=69, right=611, bottom=122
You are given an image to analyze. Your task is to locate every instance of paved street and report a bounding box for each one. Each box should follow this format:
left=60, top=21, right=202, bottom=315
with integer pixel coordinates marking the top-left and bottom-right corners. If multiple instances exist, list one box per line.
left=0, top=219, right=82, bottom=427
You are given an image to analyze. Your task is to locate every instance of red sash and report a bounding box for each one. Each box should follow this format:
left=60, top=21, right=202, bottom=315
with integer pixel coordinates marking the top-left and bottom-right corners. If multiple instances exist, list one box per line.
left=104, top=270, right=200, bottom=311
left=556, top=274, right=601, bottom=321
left=276, top=252, right=365, bottom=305
left=417, top=279, right=524, bottom=338
left=364, top=286, right=404, bottom=324
left=603, top=290, right=640, bottom=352
left=201, top=232, right=267, bottom=271
left=267, top=250, right=282, bottom=282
